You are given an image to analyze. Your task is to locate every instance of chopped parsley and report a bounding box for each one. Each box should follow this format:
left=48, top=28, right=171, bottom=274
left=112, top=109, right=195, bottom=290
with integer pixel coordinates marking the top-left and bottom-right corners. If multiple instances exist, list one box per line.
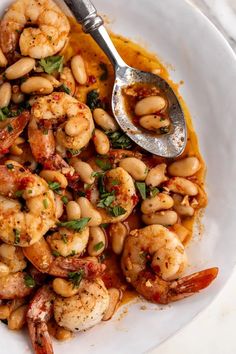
left=39, top=55, right=64, bottom=74
left=109, top=205, right=126, bottom=217
left=70, top=250, right=76, bottom=256
left=149, top=187, right=159, bottom=197
left=86, top=89, right=104, bottom=110
left=101, top=223, right=109, bottom=229
left=0, top=109, right=7, bottom=121
left=6, top=163, right=14, bottom=170
left=43, top=199, right=48, bottom=209
left=99, top=62, right=108, bottom=81
left=111, top=179, right=120, bottom=186
left=7, top=124, right=13, bottom=132
left=13, top=228, right=20, bottom=244
left=61, top=234, right=68, bottom=244
left=93, top=241, right=104, bottom=252
left=48, top=181, right=61, bottom=191
left=68, top=270, right=84, bottom=288
left=15, top=190, right=24, bottom=197
left=91, top=171, right=104, bottom=178
left=58, top=217, right=90, bottom=231
left=95, top=158, right=111, bottom=171
left=61, top=196, right=68, bottom=204
left=97, top=191, right=115, bottom=208
left=67, top=148, right=81, bottom=156
left=59, top=83, right=71, bottom=95
left=52, top=250, right=60, bottom=257
left=106, top=131, right=132, bottom=149
left=135, top=182, right=146, bottom=200
left=24, top=274, right=36, bottom=288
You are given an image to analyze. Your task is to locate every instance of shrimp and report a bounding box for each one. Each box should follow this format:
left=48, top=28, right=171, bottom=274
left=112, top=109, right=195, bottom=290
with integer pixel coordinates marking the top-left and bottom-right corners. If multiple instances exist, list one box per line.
left=0, top=111, right=30, bottom=154
left=28, top=93, right=94, bottom=165
left=95, top=167, right=137, bottom=223
left=27, top=285, right=55, bottom=354
left=121, top=225, right=218, bottom=304
left=54, top=278, right=109, bottom=332
left=0, top=0, right=70, bottom=59
left=0, top=244, right=27, bottom=273
left=0, top=162, right=57, bottom=246
left=0, top=271, right=33, bottom=299
left=23, top=237, right=105, bottom=278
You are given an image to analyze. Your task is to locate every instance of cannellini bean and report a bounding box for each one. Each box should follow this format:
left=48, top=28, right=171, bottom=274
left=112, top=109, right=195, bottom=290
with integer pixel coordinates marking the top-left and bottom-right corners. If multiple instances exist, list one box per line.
left=53, top=278, right=79, bottom=297
left=54, top=194, right=64, bottom=219
left=0, top=82, right=11, bottom=108
left=41, top=73, right=61, bottom=88
left=21, top=76, right=53, bottom=95
left=9, top=137, right=25, bottom=156
left=0, top=48, right=7, bottom=67
left=102, top=288, right=122, bottom=321
left=0, top=261, right=10, bottom=277
left=70, top=158, right=95, bottom=184
left=172, top=224, right=190, bottom=243
left=87, top=226, right=106, bottom=256
left=172, top=194, right=195, bottom=217
left=141, top=193, right=174, bottom=214
left=168, top=157, right=200, bottom=177
left=109, top=222, right=128, bottom=255
left=11, top=91, right=25, bottom=104
left=64, top=117, right=85, bottom=137
left=39, top=170, right=68, bottom=189
left=8, top=305, right=27, bottom=330
left=0, top=305, right=10, bottom=320
left=71, top=55, right=87, bottom=85
left=60, top=67, right=76, bottom=95
left=77, top=197, right=102, bottom=226
left=5, top=58, right=35, bottom=80
left=119, top=157, right=148, bottom=181
left=142, top=210, right=178, bottom=226
left=93, top=108, right=118, bottom=132
left=93, top=129, right=110, bottom=155
left=135, top=95, right=166, bottom=116
left=145, top=163, right=167, bottom=187
left=139, top=114, right=170, bottom=131
left=56, top=327, right=72, bottom=341
left=165, top=177, right=198, bottom=196
left=66, top=201, right=81, bottom=220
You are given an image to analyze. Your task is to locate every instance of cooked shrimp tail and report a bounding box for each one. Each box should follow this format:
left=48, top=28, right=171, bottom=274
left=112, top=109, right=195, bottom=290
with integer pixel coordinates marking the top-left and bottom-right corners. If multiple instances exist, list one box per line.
left=0, top=111, right=30, bottom=154
left=0, top=272, right=33, bottom=299
left=27, top=286, right=55, bottom=354
left=168, top=267, right=219, bottom=302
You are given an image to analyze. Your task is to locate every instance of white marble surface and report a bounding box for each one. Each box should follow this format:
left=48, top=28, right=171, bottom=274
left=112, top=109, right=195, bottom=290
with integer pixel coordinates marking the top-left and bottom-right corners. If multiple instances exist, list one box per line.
left=151, top=1, right=236, bottom=354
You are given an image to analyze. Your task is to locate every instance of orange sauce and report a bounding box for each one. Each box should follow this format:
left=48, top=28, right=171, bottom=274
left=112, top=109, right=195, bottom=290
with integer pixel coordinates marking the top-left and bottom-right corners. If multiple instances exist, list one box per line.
left=63, top=19, right=207, bottom=303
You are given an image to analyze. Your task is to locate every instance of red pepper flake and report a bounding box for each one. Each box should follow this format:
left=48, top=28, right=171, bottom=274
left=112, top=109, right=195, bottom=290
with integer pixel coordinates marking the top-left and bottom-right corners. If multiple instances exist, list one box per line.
left=0, top=148, right=9, bottom=155
left=131, top=193, right=139, bottom=206
left=53, top=94, right=60, bottom=101
left=85, top=189, right=92, bottom=200
left=88, top=75, right=97, bottom=84
left=19, top=176, right=34, bottom=189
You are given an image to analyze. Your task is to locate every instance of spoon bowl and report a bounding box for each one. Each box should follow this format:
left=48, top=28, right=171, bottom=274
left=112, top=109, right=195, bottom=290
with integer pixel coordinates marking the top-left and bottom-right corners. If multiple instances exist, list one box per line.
left=64, top=0, right=187, bottom=158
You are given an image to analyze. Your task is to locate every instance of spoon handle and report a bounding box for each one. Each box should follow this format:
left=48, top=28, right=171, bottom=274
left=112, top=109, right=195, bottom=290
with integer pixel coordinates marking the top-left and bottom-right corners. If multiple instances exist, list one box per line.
left=64, top=0, right=126, bottom=69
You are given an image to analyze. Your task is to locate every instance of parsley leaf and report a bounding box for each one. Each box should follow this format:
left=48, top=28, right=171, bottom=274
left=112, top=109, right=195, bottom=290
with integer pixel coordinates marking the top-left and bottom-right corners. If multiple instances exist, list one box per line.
left=68, top=270, right=84, bottom=288
left=43, top=199, right=48, bottom=209
left=93, top=241, right=104, bottom=251
left=99, top=62, right=108, bottom=81
left=24, top=274, right=36, bottom=288
left=39, top=56, right=64, bottom=74
left=86, top=89, right=104, bottom=110
left=109, top=205, right=126, bottom=217
left=15, top=190, right=24, bottom=197
left=58, top=217, right=90, bottom=231
left=61, top=196, right=68, bottom=204
left=48, top=181, right=61, bottom=191
left=97, top=192, right=115, bottom=208
left=13, top=228, right=20, bottom=244
left=149, top=187, right=159, bottom=197
left=59, top=83, right=71, bottom=95
left=52, top=250, right=60, bottom=257
left=67, top=148, right=81, bottom=156
left=106, top=131, right=132, bottom=149
left=0, top=109, right=7, bottom=121
left=135, top=182, right=146, bottom=200
left=95, top=158, right=111, bottom=171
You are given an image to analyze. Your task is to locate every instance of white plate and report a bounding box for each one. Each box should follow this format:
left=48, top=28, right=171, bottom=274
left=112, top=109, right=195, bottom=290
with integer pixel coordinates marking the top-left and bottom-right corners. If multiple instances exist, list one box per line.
left=1, top=0, right=236, bottom=353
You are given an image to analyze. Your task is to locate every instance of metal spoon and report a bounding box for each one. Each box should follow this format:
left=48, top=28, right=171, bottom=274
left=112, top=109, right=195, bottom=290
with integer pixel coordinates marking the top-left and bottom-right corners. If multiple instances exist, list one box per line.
left=64, top=0, right=186, bottom=158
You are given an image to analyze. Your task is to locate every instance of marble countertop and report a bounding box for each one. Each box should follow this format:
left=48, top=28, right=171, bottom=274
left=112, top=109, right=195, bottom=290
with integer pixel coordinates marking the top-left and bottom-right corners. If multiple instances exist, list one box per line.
left=151, top=1, right=236, bottom=353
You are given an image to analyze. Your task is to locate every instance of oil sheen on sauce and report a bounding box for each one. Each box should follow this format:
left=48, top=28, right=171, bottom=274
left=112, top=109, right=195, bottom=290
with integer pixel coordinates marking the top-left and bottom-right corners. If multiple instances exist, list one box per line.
left=63, top=20, right=207, bottom=305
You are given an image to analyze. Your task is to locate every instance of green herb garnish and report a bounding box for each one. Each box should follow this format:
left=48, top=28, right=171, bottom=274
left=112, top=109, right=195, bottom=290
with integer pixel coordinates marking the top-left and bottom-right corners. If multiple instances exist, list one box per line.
left=68, top=270, right=84, bottom=288
left=48, top=181, right=61, bottom=191
left=149, top=187, right=159, bottom=197
left=111, top=179, right=120, bottom=186
left=106, top=131, right=132, bottom=149
left=15, top=190, right=24, bottom=197
left=24, top=274, right=36, bottom=288
left=6, top=163, right=14, bottom=170
left=0, top=109, right=7, bottom=121
left=61, top=196, right=68, bottom=204
left=91, top=171, right=104, bottom=178
left=99, top=62, right=108, bottom=81
left=43, top=199, right=48, bottom=209
left=39, top=55, right=63, bottom=74
left=13, top=228, right=20, bottom=244
left=52, top=250, right=60, bottom=257
left=97, top=192, right=115, bottom=208
left=109, top=205, right=126, bottom=217
left=135, top=182, right=146, bottom=200
left=61, top=234, right=68, bottom=244
left=86, top=89, right=104, bottom=110
left=7, top=124, right=13, bottom=133
left=58, top=217, right=90, bottom=231
left=95, top=158, right=111, bottom=171
left=59, top=83, right=71, bottom=95
left=93, top=241, right=104, bottom=252
left=67, top=148, right=81, bottom=156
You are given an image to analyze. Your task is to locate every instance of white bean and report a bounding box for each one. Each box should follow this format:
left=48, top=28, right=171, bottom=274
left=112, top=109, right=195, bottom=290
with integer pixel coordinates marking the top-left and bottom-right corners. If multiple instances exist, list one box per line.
left=0, top=261, right=10, bottom=277
left=93, top=129, right=110, bottom=155
left=70, top=158, right=95, bottom=184
left=87, top=226, right=106, bottom=256
left=8, top=305, right=27, bottom=330
left=145, top=163, right=167, bottom=187
left=39, top=170, right=68, bottom=189
left=93, top=108, right=118, bottom=132
left=60, top=67, right=76, bottom=95
left=71, top=55, right=87, bottom=85
left=0, top=48, right=7, bottom=67
left=168, top=157, right=200, bottom=177
left=0, top=82, right=11, bottom=108
left=172, top=224, right=190, bottom=243
left=66, top=201, right=81, bottom=220
left=5, top=58, right=35, bottom=80
left=21, top=77, right=53, bottom=95
left=166, top=177, right=198, bottom=196
left=109, top=222, right=128, bottom=255
left=172, top=194, right=195, bottom=217
left=135, top=96, right=166, bottom=116
left=0, top=305, right=10, bottom=320
left=119, top=157, right=148, bottom=181
left=54, top=194, right=64, bottom=219
left=77, top=197, right=102, bottom=226
left=139, top=114, right=170, bottom=131
left=142, top=210, right=178, bottom=226
left=102, top=288, right=122, bottom=321
left=141, top=193, right=174, bottom=214
left=41, top=73, right=61, bottom=88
